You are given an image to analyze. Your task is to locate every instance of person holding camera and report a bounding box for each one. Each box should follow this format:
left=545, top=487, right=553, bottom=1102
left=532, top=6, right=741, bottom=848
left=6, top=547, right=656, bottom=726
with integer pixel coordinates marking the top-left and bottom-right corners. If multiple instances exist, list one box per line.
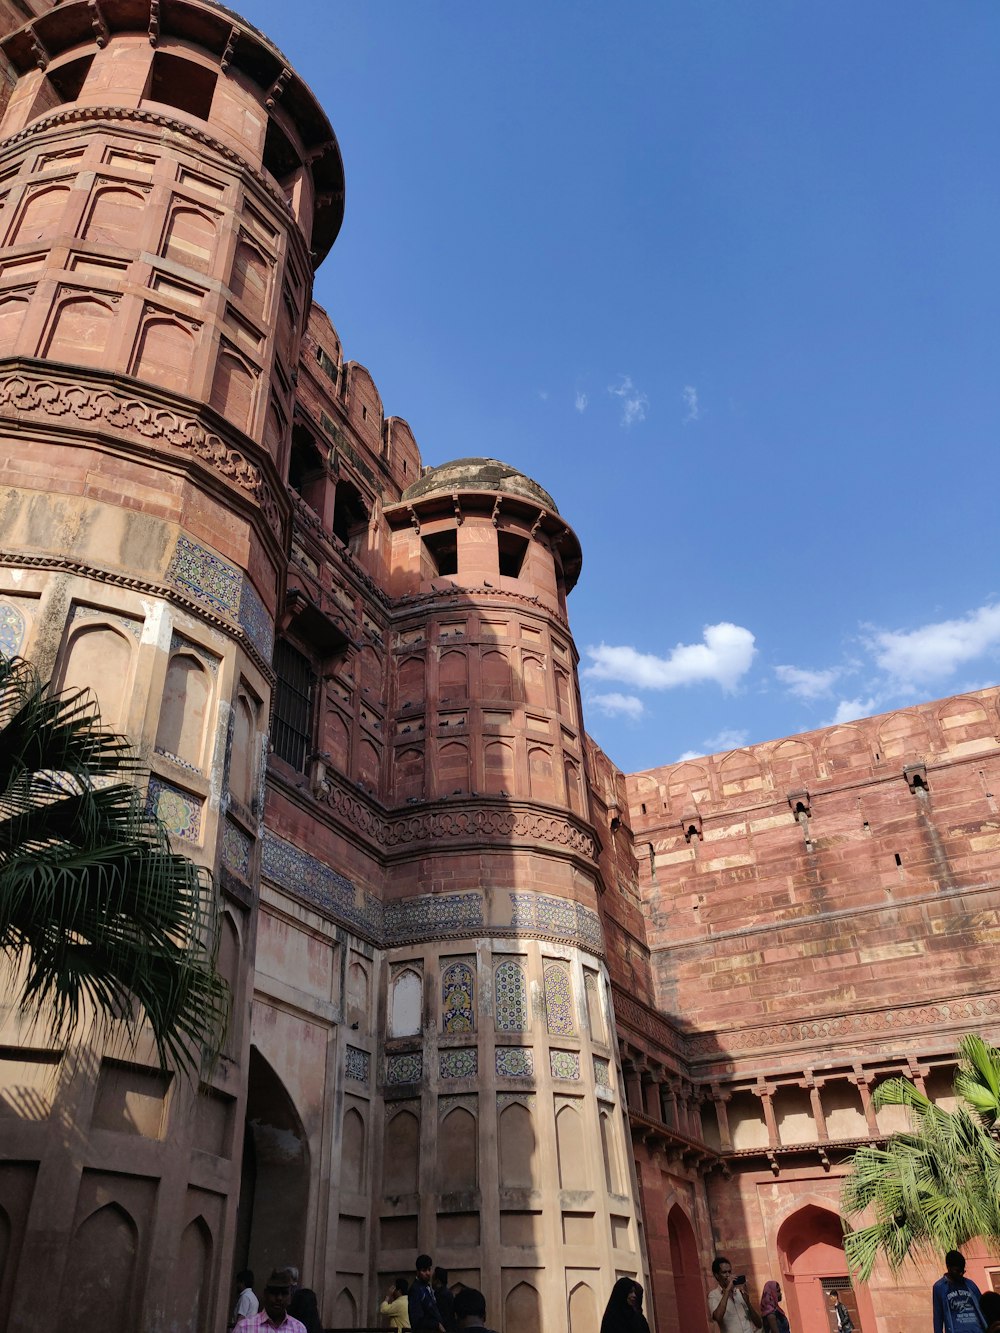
left=709, top=1257, right=762, bottom=1332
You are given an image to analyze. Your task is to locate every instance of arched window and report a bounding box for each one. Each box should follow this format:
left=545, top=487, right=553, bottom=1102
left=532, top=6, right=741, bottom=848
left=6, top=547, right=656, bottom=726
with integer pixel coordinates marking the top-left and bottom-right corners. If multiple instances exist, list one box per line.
left=156, top=651, right=212, bottom=770
left=390, top=969, right=421, bottom=1037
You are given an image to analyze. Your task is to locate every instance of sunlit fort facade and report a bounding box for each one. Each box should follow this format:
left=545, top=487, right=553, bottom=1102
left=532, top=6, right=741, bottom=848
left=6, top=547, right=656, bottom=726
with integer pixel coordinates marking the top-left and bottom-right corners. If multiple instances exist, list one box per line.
left=0, top=3, right=997, bottom=1331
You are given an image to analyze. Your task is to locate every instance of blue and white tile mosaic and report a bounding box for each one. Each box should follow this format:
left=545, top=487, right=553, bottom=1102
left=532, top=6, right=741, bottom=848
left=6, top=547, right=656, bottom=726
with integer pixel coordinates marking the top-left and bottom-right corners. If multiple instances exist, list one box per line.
left=495, top=1047, right=533, bottom=1078
left=442, top=961, right=475, bottom=1033
left=509, top=892, right=603, bottom=954
left=147, top=776, right=202, bottom=843
left=262, top=832, right=383, bottom=938
left=238, top=576, right=274, bottom=660
left=550, top=1050, right=581, bottom=1081
left=384, top=893, right=483, bottom=943
left=0, top=602, right=25, bottom=656
left=494, top=959, right=528, bottom=1033
left=385, top=1052, right=423, bottom=1085
left=345, top=1045, right=370, bottom=1085
left=440, top=1048, right=478, bottom=1080
left=544, top=964, right=576, bottom=1036
left=167, top=535, right=243, bottom=617
left=222, top=819, right=252, bottom=878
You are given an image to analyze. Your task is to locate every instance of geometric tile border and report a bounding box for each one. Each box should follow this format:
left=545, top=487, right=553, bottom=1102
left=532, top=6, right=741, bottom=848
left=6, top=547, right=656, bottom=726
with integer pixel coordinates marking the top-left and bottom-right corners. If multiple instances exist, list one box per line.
left=385, top=1052, right=423, bottom=1086
left=345, top=1046, right=370, bottom=1085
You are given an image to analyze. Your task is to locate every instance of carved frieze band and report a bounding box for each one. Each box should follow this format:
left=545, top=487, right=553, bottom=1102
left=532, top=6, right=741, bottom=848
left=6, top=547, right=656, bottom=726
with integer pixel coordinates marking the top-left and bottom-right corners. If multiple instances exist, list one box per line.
left=261, top=829, right=604, bottom=955
left=0, top=371, right=284, bottom=540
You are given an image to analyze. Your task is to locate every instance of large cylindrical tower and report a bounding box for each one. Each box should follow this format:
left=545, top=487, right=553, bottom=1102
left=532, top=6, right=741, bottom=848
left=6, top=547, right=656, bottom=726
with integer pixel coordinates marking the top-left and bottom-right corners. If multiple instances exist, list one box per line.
left=0, top=3, right=342, bottom=1329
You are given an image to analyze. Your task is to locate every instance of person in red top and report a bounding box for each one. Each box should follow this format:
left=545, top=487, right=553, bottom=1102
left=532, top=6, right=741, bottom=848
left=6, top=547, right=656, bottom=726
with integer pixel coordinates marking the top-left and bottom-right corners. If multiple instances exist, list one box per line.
left=234, top=1269, right=307, bottom=1333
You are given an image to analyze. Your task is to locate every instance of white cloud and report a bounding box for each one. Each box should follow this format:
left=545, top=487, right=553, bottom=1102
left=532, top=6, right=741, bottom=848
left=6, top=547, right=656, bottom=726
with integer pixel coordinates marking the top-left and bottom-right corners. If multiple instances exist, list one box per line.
left=870, top=603, right=1000, bottom=684
left=588, top=691, right=644, bottom=720
left=677, top=727, right=750, bottom=761
left=537, top=389, right=549, bottom=401
left=607, top=374, right=648, bottom=427
left=575, top=389, right=588, bottom=414
left=826, top=696, right=879, bottom=725
left=682, top=384, right=699, bottom=423
left=775, top=663, right=840, bottom=700
left=585, top=623, right=756, bottom=692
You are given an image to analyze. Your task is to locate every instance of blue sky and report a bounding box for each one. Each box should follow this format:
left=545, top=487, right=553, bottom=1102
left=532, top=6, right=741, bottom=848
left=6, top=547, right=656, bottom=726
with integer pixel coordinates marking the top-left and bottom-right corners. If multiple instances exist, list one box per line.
left=236, top=1, right=1000, bottom=775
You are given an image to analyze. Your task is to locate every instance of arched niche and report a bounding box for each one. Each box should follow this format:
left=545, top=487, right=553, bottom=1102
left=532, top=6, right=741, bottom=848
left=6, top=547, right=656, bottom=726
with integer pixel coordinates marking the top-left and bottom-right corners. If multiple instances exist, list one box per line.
left=236, top=1047, right=309, bottom=1285
left=821, top=724, right=868, bottom=774
left=45, top=295, right=114, bottom=368
left=175, top=1215, right=212, bottom=1333
left=776, top=1202, right=874, bottom=1333
left=568, top=1280, right=598, bottom=1333
left=719, top=748, right=767, bottom=796
left=83, top=186, right=146, bottom=246
left=341, top=1107, right=366, bottom=1193
left=346, top=959, right=369, bottom=1030
left=57, top=1202, right=138, bottom=1333
left=229, top=692, right=258, bottom=808
left=356, top=737, right=380, bottom=789
left=57, top=621, right=133, bottom=733
left=938, top=695, right=992, bottom=743
left=523, top=655, right=547, bottom=707
left=667, top=1204, right=707, bottom=1333
left=383, top=1109, right=419, bottom=1194
left=436, top=740, right=468, bottom=796
left=484, top=739, right=515, bottom=796
left=156, top=651, right=212, bottom=770
left=324, top=708, right=349, bottom=773
left=498, top=1100, right=536, bottom=1187
left=230, top=236, right=270, bottom=315
left=555, top=1104, right=587, bottom=1190
left=394, top=746, right=424, bottom=802
left=331, top=478, right=369, bottom=552
left=397, top=655, right=425, bottom=707
left=770, top=737, right=816, bottom=787
left=132, top=317, right=195, bottom=394
left=440, top=1107, right=477, bottom=1191
left=554, top=667, right=573, bottom=722
left=162, top=205, right=217, bottom=274
left=505, top=1281, right=541, bottom=1333
left=0, top=294, right=28, bottom=356
left=599, top=1108, right=621, bottom=1193
left=11, top=184, right=70, bottom=245
left=210, top=347, right=258, bottom=434
left=439, top=650, right=468, bottom=699
left=528, top=745, right=555, bottom=802
left=667, top=761, right=710, bottom=810
left=359, top=645, right=382, bottom=695
left=564, top=757, right=582, bottom=814
left=390, top=969, right=421, bottom=1037
left=333, top=1288, right=357, bottom=1329
left=879, top=710, right=931, bottom=761
left=482, top=649, right=512, bottom=701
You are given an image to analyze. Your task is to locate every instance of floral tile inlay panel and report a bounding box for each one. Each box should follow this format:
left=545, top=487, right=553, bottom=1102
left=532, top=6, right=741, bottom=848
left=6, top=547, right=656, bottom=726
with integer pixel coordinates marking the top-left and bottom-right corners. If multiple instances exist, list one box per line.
left=439, top=1048, right=478, bottom=1080
left=550, top=1050, right=581, bottom=1080
left=495, top=1047, right=533, bottom=1078
left=147, top=776, right=202, bottom=843
left=494, top=959, right=528, bottom=1032
left=442, top=961, right=474, bottom=1033
left=544, top=964, right=576, bottom=1036
left=593, top=1056, right=611, bottom=1088
left=385, top=1052, right=423, bottom=1085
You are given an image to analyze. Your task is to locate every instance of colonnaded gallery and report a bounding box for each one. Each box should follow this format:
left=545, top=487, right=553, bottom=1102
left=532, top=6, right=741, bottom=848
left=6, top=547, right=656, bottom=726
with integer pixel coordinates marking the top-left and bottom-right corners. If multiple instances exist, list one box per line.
left=0, top=2, right=997, bottom=1331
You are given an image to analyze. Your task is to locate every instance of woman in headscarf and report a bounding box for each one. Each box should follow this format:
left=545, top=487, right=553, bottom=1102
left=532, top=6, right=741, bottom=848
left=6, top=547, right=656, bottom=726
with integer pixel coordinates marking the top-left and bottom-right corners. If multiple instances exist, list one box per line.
left=600, top=1277, right=650, bottom=1333
left=760, top=1280, right=790, bottom=1333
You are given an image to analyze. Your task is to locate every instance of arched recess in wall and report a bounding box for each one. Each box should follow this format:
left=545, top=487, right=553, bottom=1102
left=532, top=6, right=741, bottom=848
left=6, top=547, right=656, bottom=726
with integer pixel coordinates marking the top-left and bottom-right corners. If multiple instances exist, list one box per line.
left=394, top=747, right=424, bottom=803
left=719, top=748, right=767, bottom=797
left=667, top=761, right=710, bottom=810
left=568, top=1280, right=599, bottom=1333
left=341, top=1107, right=365, bottom=1193
left=498, top=1101, right=536, bottom=1188
left=821, top=724, right=867, bottom=775
left=346, top=960, right=369, bottom=1030
left=564, top=757, right=582, bottom=814
left=45, top=295, right=114, bottom=368
left=484, top=740, right=515, bottom=796
left=11, top=183, right=70, bottom=245
left=938, top=695, right=992, bottom=743
left=56, top=1201, right=138, bottom=1333
left=210, top=345, right=258, bottom=435
left=156, top=650, right=213, bottom=770
left=383, top=1109, right=419, bottom=1194
left=667, top=1203, right=708, bottom=1333
left=324, top=708, right=349, bottom=773
left=770, top=737, right=816, bottom=789
left=132, top=316, right=195, bottom=395
left=230, top=235, right=270, bottom=317
left=879, top=710, right=932, bottom=762
left=505, top=1281, right=541, bottom=1333
left=523, top=654, right=547, bottom=707
left=482, top=649, right=512, bottom=701
left=229, top=692, right=258, bottom=808
left=397, top=655, right=424, bottom=708
left=356, top=737, right=380, bottom=790
left=333, top=1288, right=357, bottom=1329
left=82, top=185, right=146, bottom=247
left=556, top=1104, right=588, bottom=1190
left=162, top=205, right=217, bottom=275
left=57, top=621, right=133, bottom=733
left=775, top=1202, right=874, bottom=1333
left=439, top=650, right=468, bottom=700
left=359, top=645, right=382, bottom=695
left=599, top=1108, right=621, bottom=1194
left=528, top=745, right=555, bottom=802
left=217, top=910, right=241, bottom=1055
left=584, top=971, right=605, bottom=1042
left=235, top=1047, right=309, bottom=1285
left=175, top=1215, right=212, bottom=1333
left=440, top=1107, right=477, bottom=1191
left=390, top=969, right=421, bottom=1037
left=436, top=740, right=469, bottom=796
left=0, top=293, right=29, bottom=356
left=554, top=667, right=573, bottom=722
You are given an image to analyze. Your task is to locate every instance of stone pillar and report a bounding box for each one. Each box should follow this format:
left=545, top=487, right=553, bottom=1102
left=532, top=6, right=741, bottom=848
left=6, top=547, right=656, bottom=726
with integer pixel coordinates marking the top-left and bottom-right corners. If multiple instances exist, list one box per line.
left=757, top=1083, right=779, bottom=1147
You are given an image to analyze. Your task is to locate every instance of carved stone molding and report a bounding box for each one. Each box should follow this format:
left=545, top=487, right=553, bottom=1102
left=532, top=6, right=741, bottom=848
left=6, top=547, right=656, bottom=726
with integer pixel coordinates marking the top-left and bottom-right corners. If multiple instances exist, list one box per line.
left=0, top=370, right=285, bottom=540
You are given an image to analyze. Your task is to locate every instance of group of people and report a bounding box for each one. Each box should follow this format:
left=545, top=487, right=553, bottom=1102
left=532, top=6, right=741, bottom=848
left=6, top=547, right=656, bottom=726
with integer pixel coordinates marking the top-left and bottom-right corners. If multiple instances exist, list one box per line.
left=380, top=1254, right=499, bottom=1331
left=229, top=1266, right=322, bottom=1333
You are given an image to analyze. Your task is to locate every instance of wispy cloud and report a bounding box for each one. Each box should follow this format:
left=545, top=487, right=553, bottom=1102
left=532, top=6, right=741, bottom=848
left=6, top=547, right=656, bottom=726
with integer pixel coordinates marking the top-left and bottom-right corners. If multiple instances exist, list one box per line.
left=588, top=691, right=644, bottom=720
left=682, top=384, right=699, bottom=423
left=775, top=663, right=840, bottom=700
left=585, top=623, right=756, bottom=692
left=574, top=389, right=588, bottom=414
left=537, top=389, right=549, bottom=401
left=826, top=696, right=880, bottom=726
left=870, top=603, right=1000, bottom=685
left=607, top=374, right=648, bottom=427
left=677, top=727, right=750, bottom=761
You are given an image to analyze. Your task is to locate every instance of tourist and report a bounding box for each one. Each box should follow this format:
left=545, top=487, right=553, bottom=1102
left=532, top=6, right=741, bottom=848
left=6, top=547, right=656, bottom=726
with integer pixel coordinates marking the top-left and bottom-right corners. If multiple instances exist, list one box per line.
left=288, top=1287, right=323, bottom=1333
left=433, top=1267, right=457, bottom=1332
left=709, top=1257, right=762, bottom=1332
left=759, top=1280, right=790, bottom=1333
left=933, top=1251, right=987, bottom=1333
left=380, top=1277, right=412, bottom=1330
left=453, top=1286, right=498, bottom=1332
left=600, top=1277, right=650, bottom=1333
left=234, top=1269, right=306, bottom=1332
left=230, top=1270, right=259, bottom=1329
left=828, top=1291, right=854, bottom=1333
left=409, top=1254, right=445, bottom=1332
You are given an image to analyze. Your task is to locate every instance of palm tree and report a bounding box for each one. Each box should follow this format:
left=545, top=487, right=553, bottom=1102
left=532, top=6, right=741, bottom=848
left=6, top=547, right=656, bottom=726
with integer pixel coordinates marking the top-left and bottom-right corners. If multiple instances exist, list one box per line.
left=841, top=1034, right=1000, bottom=1281
left=0, top=652, right=229, bottom=1072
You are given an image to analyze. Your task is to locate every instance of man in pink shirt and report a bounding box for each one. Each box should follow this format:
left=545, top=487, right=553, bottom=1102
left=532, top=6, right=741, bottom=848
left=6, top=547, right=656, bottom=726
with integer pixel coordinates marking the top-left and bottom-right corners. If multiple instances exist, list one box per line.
left=234, top=1269, right=307, bottom=1333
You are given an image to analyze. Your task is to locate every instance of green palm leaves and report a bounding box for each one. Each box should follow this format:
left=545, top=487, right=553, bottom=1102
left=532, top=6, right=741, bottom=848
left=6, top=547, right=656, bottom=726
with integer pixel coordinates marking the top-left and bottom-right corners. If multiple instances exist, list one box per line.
left=842, top=1035, right=1000, bottom=1280
left=0, top=653, right=229, bottom=1073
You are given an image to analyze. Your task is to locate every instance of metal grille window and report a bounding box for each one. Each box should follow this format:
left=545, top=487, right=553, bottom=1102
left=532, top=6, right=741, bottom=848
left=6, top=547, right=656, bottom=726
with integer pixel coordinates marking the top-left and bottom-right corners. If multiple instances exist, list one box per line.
left=272, top=640, right=315, bottom=771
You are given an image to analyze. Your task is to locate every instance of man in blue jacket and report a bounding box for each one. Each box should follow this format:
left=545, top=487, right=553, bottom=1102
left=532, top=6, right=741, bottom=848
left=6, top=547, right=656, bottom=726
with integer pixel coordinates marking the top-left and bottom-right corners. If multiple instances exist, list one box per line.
left=933, top=1251, right=987, bottom=1333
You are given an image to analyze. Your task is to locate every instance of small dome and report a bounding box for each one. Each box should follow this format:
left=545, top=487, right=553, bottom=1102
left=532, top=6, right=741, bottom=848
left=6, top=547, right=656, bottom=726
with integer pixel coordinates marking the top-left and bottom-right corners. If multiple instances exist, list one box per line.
left=402, top=457, right=558, bottom=513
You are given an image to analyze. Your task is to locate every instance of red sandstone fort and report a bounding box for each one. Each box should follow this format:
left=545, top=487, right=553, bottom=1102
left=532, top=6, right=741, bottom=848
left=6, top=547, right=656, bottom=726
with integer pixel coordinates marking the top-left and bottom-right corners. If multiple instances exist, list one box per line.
left=0, top=3, right=996, bottom=1331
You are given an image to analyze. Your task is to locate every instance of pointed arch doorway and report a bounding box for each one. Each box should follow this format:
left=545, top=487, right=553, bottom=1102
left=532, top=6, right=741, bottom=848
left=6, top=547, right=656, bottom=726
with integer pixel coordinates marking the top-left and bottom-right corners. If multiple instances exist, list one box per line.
left=668, top=1204, right=708, bottom=1332
left=776, top=1204, right=874, bottom=1333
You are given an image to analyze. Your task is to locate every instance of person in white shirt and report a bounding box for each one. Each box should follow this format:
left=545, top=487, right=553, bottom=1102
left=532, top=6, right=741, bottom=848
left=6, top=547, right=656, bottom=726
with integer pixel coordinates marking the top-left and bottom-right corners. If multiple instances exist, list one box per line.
left=230, top=1270, right=259, bottom=1329
left=708, top=1257, right=762, bottom=1333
